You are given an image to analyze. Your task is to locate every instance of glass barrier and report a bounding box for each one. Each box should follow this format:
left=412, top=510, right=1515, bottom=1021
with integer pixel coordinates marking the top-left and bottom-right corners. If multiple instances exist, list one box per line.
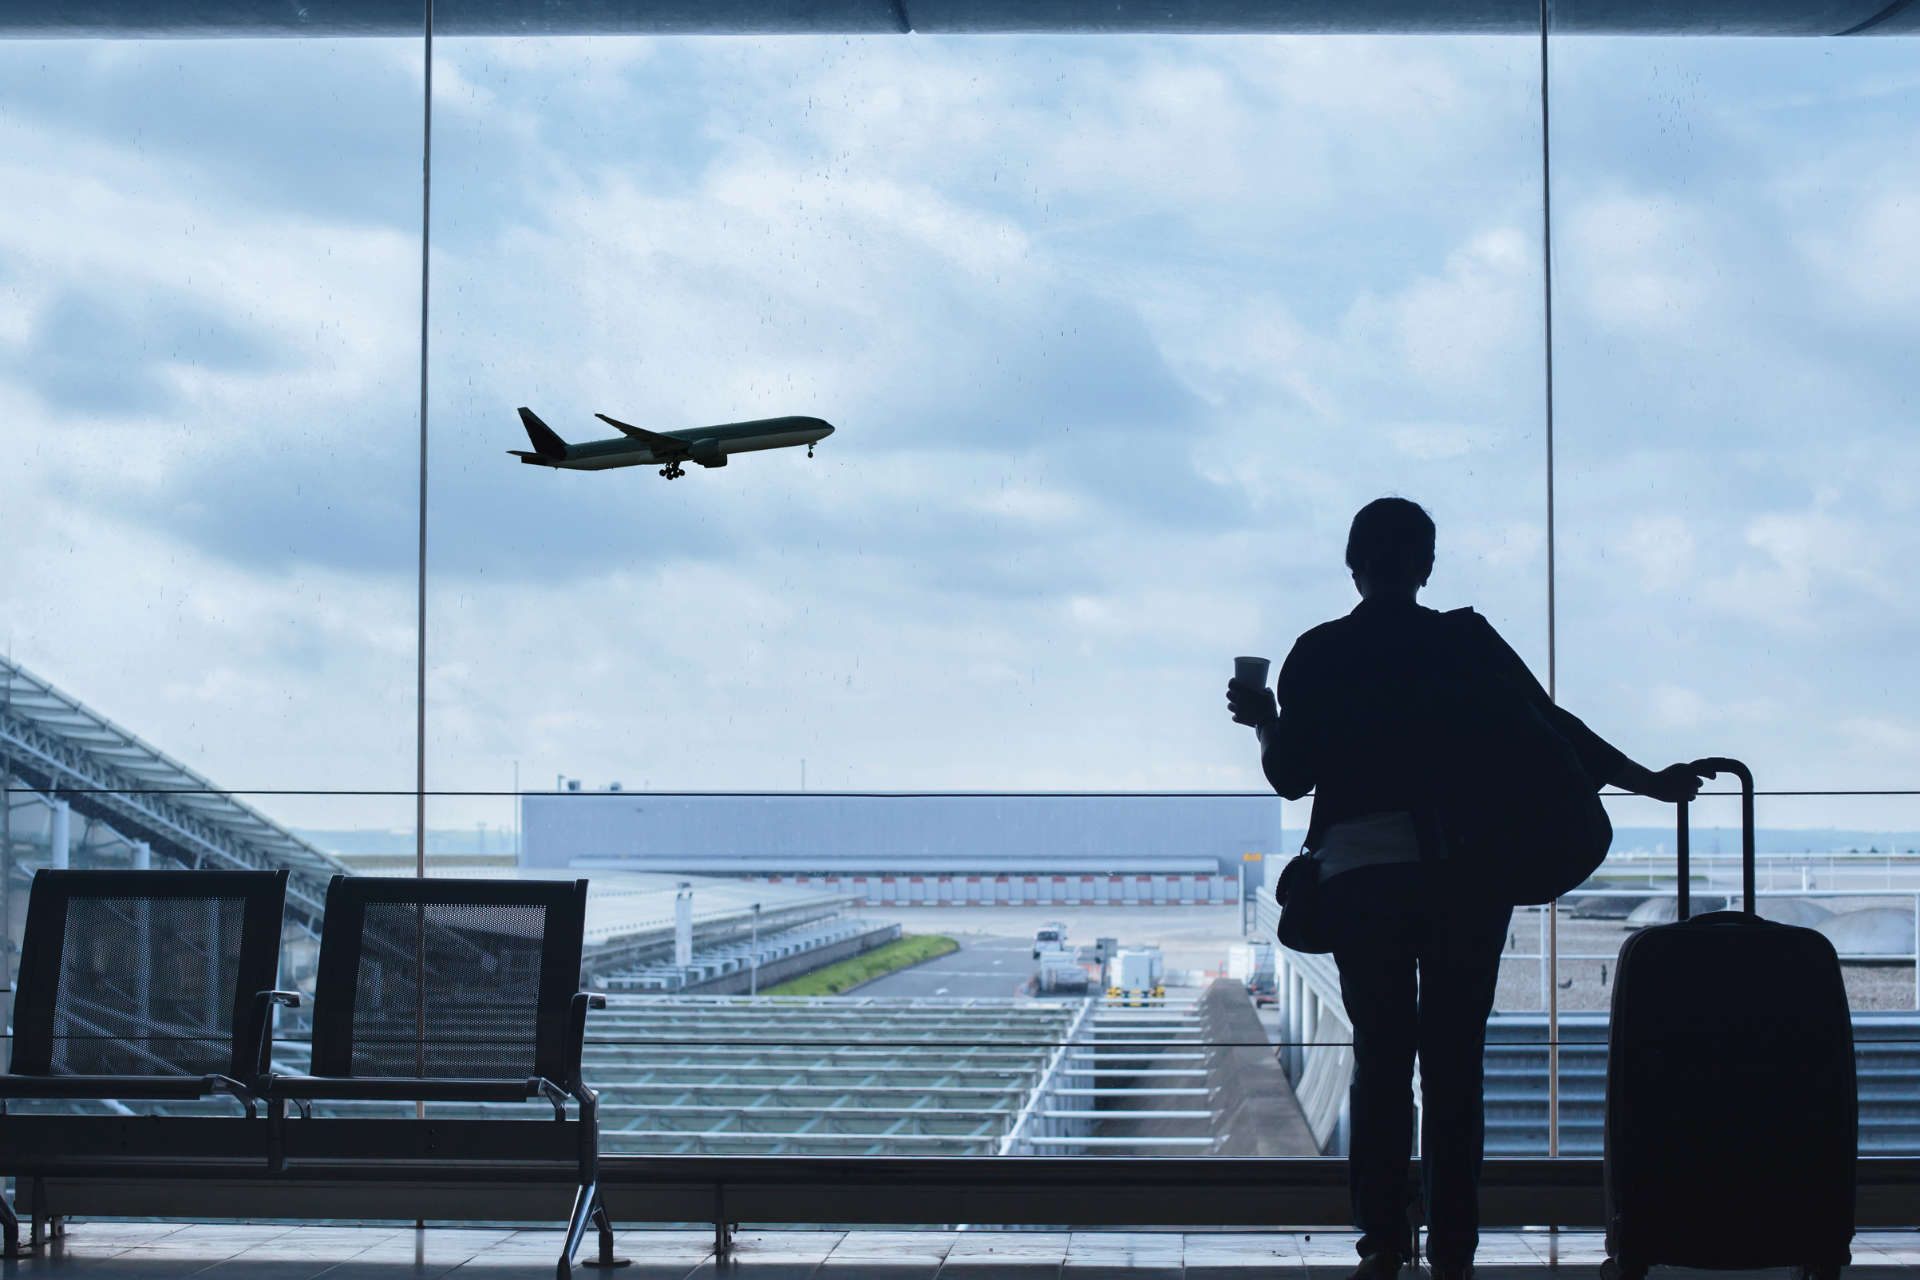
left=8, top=768, right=1920, bottom=1162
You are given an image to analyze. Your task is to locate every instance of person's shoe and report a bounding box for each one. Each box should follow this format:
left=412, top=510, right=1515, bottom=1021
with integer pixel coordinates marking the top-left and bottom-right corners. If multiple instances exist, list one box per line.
left=1427, top=1266, right=1474, bottom=1280
left=1345, top=1252, right=1405, bottom=1280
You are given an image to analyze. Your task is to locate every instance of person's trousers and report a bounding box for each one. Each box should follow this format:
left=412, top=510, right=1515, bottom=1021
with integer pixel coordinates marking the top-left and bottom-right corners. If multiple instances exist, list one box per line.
left=1320, top=864, right=1513, bottom=1270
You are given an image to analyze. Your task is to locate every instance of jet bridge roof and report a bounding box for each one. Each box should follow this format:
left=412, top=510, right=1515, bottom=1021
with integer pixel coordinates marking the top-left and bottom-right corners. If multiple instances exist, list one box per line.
left=0, top=656, right=347, bottom=931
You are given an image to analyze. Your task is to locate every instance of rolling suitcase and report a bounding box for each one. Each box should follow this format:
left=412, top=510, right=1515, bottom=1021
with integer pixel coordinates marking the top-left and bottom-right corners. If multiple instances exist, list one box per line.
left=1604, top=757, right=1856, bottom=1280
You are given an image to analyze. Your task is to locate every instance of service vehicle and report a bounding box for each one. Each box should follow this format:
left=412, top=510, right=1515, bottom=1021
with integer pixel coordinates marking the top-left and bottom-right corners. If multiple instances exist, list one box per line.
left=1032, top=921, right=1069, bottom=960
left=1107, top=948, right=1165, bottom=1005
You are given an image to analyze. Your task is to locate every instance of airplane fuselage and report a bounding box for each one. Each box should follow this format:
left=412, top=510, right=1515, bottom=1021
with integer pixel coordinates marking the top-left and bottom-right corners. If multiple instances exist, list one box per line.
left=517, top=415, right=833, bottom=471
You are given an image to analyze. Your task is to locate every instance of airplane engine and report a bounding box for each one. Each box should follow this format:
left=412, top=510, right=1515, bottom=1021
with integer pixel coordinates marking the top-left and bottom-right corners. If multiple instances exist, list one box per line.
left=690, top=438, right=727, bottom=468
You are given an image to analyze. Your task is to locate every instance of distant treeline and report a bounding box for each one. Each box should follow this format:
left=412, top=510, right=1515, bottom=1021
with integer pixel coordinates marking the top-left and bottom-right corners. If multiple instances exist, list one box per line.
left=296, top=828, right=513, bottom=857
left=306, top=825, right=1919, bottom=863
left=1282, top=829, right=1920, bottom=858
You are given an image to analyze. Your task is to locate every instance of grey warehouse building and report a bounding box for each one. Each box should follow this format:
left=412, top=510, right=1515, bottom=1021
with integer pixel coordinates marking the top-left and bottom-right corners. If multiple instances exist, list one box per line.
left=522, top=792, right=1284, bottom=906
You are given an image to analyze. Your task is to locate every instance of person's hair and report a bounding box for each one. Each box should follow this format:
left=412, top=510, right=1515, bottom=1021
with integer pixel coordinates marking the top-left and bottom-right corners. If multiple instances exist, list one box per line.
left=1345, top=497, right=1436, bottom=586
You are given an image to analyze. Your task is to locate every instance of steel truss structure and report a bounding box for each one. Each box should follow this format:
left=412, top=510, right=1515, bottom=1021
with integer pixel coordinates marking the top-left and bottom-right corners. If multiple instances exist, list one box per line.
left=246, top=996, right=1092, bottom=1156
left=0, top=658, right=343, bottom=934
left=1, top=991, right=1236, bottom=1158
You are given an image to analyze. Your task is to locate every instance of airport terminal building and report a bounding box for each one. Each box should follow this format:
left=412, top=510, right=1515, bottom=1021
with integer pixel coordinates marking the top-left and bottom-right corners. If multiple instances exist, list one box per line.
left=521, top=791, right=1284, bottom=905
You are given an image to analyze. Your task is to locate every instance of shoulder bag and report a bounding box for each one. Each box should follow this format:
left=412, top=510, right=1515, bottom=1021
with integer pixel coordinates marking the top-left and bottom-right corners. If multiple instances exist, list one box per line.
left=1425, top=608, right=1612, bottom=906
left=1274, top=849, right=1334, bottom=953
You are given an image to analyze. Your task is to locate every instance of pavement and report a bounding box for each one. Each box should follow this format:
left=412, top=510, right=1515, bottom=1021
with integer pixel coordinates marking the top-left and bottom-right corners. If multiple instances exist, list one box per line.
left=853, top=935, right=1037, bottom=999
left=850, top=905, right=1256, bottom=998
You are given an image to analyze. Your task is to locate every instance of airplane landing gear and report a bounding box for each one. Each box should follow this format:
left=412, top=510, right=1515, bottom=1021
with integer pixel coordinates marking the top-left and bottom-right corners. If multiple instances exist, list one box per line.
left=659, top=462, right=686, bottom=479
left=807, top=443, right=814, bottom=458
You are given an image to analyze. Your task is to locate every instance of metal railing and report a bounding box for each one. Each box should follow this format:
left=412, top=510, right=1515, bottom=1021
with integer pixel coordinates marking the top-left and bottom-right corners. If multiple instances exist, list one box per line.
left=1509, top=887, right=1920, bottom=1007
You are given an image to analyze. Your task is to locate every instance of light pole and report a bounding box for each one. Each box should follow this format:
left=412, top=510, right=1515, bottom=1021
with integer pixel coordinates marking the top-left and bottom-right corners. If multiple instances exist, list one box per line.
left=1240, top=852, right=1263, bottom=937
left=749, top=903, right=762, bottom=996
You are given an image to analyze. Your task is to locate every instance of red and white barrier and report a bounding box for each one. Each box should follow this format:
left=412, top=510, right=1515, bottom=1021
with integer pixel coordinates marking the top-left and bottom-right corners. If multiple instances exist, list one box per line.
left=736, top=873, right=1234, bottom=906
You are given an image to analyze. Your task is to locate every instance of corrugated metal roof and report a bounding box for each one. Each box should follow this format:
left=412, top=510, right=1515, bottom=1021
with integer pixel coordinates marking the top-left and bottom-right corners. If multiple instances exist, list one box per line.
left=0, top=656, right=346, bottom=928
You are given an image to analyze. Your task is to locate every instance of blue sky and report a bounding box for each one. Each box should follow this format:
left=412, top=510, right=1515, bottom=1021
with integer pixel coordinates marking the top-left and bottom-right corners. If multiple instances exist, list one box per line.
left=1, top=32, right=1915, bottom=835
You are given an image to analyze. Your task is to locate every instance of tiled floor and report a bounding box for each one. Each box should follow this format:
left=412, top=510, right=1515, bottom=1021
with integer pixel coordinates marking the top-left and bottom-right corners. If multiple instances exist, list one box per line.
left=3, top=1227, right=1918, bottom=1279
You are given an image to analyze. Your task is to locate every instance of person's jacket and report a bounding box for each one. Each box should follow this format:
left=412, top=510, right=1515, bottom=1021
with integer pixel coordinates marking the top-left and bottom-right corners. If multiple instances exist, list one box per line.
left=1260, top=593, right=1627, bottom=857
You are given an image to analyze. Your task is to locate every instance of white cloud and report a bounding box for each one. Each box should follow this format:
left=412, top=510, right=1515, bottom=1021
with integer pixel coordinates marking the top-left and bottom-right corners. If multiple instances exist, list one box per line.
left=1840, top=717, right=1918, bottom=753
left=1388, top=424, right=1482, bottom=460
left=1621, top=515, right=1695, bottom=591
left=1563, top=191, right=1715, bottom=338
left=1651, top=682, right=1709, bottom=729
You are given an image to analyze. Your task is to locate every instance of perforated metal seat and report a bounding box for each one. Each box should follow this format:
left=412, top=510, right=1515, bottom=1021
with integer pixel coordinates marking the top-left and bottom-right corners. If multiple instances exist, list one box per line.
left=0, top=869, right=298, bottom=1257
left=1, top=869, right=296, bottom=1115
left=259, top=876, right=618, bottom=1277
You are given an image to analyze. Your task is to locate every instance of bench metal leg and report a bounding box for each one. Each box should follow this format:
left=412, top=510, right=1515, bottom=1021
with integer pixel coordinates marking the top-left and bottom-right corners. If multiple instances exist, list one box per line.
left=580, top=1194, right=629, bottom=1269
left=30, top=1176, right=47, bottom=1252
left=0, top=1177, right=20, bottom=1259
left=560, top=1180, right=599, bottom=1278
left=713, top=1181, right=734, bottom=1264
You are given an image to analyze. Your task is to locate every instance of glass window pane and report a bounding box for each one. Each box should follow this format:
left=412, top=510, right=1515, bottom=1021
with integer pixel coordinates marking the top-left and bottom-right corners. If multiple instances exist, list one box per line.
left=0, top=39, right=422, bottom=814
left=0, top=40, right=424, bottom=1034
left=424, top=31, right=1542, bottom=1156
left=1548, top=36, right=1920, bottom=1156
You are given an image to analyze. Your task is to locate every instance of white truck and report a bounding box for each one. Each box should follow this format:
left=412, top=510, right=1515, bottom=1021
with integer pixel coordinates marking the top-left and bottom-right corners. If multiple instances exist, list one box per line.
left=1032, top=921, right=1069, bottom=960
left=1037, top=952, right=1091, bottom=994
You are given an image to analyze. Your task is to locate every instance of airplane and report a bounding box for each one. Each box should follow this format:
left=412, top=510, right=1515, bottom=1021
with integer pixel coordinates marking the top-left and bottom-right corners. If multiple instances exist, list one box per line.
left=511, top=407, right=834, bottom=479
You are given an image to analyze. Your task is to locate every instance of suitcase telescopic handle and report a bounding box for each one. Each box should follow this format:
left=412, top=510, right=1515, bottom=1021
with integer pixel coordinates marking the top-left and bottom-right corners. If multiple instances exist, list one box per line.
left=1676, top=757, right=1755, bottom=920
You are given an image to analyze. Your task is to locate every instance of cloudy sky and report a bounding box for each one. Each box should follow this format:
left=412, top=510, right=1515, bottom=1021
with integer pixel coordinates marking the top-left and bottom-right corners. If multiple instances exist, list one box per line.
left=1, top=31, right=1915, bottom=837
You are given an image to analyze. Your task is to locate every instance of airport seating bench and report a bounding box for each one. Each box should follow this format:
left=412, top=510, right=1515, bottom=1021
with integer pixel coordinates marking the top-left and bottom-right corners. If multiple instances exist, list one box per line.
left=259, top=875, right=618, bottom=1276
left=0, top=872, right=618, bottom=1280
left=0, top=868, right=296, bottom=1256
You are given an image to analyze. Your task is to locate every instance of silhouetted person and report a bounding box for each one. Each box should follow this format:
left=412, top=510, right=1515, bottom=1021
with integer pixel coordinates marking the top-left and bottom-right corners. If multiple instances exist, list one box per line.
left=1226, top=497, right=1701, bottom=1280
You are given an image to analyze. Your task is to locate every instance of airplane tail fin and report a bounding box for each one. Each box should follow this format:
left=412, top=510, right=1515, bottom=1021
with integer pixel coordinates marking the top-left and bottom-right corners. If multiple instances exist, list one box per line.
left=517, top=407, right=569, bottom=461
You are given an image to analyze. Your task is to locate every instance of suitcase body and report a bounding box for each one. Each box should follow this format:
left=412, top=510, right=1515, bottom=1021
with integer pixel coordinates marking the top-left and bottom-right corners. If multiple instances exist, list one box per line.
left=1604, top=758, right=1856, bottom=1279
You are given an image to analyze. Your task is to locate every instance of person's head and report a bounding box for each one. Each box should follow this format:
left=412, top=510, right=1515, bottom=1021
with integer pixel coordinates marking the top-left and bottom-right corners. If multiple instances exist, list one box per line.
left=1345, top=497, right=1435, bottom=598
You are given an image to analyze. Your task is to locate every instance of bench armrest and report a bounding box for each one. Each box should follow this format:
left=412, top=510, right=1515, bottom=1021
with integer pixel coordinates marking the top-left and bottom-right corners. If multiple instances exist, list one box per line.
left=565, top=992, right=605, bottom=1097
left=0, top=1073, right=260, bottom=1118
left=264, top=1074, right=557, bottom=1103
left=248, top=990, right=303, bottom=1079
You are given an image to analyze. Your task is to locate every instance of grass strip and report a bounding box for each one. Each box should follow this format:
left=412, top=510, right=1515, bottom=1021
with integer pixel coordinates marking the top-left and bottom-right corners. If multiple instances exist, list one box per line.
left=764, top=934, right=960, bottom=997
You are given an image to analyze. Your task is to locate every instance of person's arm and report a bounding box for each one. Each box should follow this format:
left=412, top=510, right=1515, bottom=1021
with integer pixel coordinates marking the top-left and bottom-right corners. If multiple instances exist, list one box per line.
left=1226, top=639, right=1320, bottom=801
left=1458, top=611, right=1703, bottom=803
left=1610, top=759, right=1705, bottom=804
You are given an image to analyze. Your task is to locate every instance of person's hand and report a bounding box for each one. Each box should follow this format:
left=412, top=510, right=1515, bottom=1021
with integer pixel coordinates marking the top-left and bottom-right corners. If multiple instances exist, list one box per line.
left=1640, top=763, right=1706, bottom=805
left=1226, top=679, right=1278, bottom=730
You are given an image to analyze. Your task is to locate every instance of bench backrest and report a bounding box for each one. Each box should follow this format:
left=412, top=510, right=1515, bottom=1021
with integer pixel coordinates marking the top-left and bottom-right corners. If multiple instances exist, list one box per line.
left=307, top=877, right=588, bottom=1085
left=9, top=869, right=290, bottom=1080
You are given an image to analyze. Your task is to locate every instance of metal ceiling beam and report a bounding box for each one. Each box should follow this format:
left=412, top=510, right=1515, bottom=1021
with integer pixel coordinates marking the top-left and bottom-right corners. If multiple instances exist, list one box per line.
left=2, top=0, right=1915, bottom=38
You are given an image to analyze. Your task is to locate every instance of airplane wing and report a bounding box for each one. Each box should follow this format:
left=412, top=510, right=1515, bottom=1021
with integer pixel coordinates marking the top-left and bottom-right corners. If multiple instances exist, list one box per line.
left=596, top=413, right=691, bottom=453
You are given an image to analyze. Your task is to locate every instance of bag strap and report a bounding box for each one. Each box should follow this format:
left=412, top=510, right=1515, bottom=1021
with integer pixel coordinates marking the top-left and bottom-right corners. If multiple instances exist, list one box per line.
left=1412, top=607, right=1488, bottom=865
